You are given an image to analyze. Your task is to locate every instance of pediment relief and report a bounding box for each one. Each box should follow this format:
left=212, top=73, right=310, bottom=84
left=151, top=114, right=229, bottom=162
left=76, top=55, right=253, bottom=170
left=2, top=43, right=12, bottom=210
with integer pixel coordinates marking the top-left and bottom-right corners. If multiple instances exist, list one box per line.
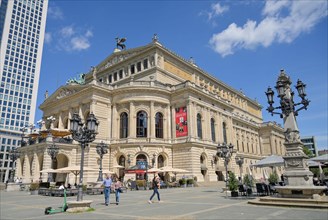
left=56, top=88, right=78, bottom=99
left=98, top=45, right=152, bottom=72
left=99, top=52, right=137, bottom=72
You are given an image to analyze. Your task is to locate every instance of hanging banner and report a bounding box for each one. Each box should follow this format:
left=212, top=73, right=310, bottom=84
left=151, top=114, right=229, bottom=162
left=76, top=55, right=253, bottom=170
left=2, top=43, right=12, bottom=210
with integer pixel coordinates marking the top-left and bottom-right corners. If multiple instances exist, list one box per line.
left=175, top=106, right=188, bottom=137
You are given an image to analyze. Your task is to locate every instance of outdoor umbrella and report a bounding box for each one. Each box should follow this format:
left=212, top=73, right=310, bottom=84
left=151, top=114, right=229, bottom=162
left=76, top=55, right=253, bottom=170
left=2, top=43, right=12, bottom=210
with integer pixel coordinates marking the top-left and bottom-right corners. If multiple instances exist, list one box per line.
left=113, top=165, right=125, bottom=168
left=147, top=168, right=163, bottom=173
left=159, top=166, right=191, bottom=180
left=56, top=165, right=98, bottom=185
left=252, top=155, right=284, bottom=168
left=310, top=154, right=328, bottom=163
left=307, top=160, right=325, bottom=183
left=39, top=168, right=58, bottom=173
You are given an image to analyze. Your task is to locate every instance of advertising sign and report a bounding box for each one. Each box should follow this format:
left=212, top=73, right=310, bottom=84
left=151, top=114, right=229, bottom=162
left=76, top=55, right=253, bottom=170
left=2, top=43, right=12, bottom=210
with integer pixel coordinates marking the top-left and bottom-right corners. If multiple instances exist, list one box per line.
left=175, top=106, right=188, bottom=137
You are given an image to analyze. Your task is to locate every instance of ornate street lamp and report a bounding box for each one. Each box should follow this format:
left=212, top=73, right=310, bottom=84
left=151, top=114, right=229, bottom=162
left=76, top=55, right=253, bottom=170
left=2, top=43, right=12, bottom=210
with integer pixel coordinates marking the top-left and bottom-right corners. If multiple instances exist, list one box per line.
left=70, top=113, right=99, bottom=201
left=152, top=154, right=156, bottom=168
left=9, top=148, right=20, bottom=182
left=235, top=157, right=244, bottom=181
left=265, top=69, right=316, bottom=192
left=96, top=142, right=108, bottom=182
left=217, top=142, right=234, bottom=198
left=265, top=70, right=310, bottom=119
left=47, top=143, right=59, bottom=182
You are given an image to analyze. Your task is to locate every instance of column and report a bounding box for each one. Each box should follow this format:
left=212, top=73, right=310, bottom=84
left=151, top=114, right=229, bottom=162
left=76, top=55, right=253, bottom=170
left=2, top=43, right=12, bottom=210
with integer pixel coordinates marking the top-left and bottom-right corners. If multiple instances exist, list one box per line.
left=58, top=112, right=63, bottom=129
left=171, top=105, right=176, bottom=139
left=129, top=102, right=135, bottom=138
left=150, top=101, right=154, bottom=139
left=187, top=101, right=193, bottom=140
left=166, top=104, right=171, bottom=141
left=78, top=105, right=83, bottom=121
left=112, top=104, right=118, bottom=140
left=67, top=110, right=72, bottom=130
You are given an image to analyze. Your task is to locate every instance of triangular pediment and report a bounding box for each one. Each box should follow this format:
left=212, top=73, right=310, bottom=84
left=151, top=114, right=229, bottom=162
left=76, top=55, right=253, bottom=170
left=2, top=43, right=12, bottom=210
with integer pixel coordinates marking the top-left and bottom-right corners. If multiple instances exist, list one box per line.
left=96, top=44, right=154, bottom=73
left=40, top=84, right=86, bottom=107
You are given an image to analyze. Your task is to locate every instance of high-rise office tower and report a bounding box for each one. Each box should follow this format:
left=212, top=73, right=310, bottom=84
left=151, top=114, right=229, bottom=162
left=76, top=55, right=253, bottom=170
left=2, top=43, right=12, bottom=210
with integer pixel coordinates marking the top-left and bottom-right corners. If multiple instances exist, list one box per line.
left=0, top=0, right=48, bottom=182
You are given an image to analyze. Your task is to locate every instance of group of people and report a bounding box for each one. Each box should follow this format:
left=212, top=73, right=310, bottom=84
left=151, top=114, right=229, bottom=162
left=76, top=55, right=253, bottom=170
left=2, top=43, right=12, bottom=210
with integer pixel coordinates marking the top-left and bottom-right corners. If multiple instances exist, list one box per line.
left=102, top=173, right=162, bottom=206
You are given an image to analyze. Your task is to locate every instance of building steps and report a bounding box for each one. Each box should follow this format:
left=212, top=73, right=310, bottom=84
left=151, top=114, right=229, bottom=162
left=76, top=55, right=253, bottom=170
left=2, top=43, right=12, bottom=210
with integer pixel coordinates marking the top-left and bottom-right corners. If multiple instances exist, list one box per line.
left=248, top=196, right=328, bottom=209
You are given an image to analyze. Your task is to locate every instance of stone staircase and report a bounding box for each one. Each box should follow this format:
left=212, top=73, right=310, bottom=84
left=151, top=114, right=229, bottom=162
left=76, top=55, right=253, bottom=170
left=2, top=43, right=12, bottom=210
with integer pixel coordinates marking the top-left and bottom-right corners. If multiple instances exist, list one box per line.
left=248, top=196, right=328, bottom=209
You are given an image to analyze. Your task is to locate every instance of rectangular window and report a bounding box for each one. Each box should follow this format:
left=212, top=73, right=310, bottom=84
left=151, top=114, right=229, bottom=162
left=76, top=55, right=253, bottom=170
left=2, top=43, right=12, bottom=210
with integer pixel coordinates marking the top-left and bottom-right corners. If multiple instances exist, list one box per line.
left=119, top=70, right=123, bottom=79
left=113, top=72, right=117, bottom=81
left=137, top=62, right=141, bottom=72
left=130, top=64, right=135, bottom=74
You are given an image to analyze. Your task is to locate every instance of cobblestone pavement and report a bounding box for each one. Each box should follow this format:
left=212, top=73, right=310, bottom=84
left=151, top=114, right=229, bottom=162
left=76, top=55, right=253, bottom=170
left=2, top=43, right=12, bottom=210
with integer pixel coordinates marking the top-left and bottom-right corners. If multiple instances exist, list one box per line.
left=1, top=186, right=327, bottom=220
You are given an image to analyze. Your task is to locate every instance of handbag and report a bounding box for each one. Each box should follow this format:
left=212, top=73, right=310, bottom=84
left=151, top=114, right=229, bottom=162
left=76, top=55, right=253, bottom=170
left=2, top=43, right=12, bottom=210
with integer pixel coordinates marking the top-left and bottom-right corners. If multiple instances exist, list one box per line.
left=118, top=187, right=123, bottom=193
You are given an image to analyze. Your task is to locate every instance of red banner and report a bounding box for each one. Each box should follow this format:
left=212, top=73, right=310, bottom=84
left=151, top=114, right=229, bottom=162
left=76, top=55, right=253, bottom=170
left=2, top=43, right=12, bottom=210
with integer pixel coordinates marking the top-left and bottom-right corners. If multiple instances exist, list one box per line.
left=175, top=107, right=188, bottom=137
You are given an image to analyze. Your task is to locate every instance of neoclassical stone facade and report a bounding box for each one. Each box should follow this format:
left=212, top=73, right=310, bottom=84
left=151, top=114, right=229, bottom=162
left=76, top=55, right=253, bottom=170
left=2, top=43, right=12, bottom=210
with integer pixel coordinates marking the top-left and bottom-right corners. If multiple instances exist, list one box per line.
left=16, top=39, right=285, bottom=184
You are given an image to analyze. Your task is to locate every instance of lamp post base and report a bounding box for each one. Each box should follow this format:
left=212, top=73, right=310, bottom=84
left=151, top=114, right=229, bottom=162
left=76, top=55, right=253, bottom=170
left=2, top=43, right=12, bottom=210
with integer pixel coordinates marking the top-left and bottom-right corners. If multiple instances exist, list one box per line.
left=283, top=141, right=313, bottom=186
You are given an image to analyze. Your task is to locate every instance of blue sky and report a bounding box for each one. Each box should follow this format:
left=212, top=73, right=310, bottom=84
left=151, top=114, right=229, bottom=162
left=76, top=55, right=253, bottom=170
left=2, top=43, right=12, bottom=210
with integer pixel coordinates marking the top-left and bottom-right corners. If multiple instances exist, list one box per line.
left=37, top=0, right=327, bottom=150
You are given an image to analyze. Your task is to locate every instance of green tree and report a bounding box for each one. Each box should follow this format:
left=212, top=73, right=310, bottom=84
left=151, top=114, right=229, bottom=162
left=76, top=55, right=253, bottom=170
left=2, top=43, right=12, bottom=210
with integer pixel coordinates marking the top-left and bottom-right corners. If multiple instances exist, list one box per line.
left=228, top=172, right=239, bottom=192
left=302, top=146, right=313, bottom=158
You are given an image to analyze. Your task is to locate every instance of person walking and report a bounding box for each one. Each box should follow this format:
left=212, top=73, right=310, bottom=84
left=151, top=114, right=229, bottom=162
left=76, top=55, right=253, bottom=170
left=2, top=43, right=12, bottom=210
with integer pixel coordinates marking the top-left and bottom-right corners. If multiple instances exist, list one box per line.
left=148, top=176, right=160, bottom=204
left=113, top=178, right=123, bottom=205
left=103, top=174, right=112, bottom=206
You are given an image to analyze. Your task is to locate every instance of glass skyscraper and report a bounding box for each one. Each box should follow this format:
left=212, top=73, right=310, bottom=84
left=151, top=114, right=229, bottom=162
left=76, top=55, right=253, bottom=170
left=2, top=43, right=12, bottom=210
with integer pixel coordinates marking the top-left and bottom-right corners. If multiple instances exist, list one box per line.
left=0, top=0, right=48, bottom=182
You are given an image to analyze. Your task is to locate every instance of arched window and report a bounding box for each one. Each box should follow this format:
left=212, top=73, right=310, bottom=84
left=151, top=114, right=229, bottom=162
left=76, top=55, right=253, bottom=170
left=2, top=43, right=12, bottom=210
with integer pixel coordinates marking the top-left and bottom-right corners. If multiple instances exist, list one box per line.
left=222, top=122, right=227, bottom=143
left=120, top=112, right=128, bottom=138
left=119, top=155, right=126, bottom=167
left=155, top=112, right=163, bottom=138
left=136, top=111, right=147, bottom=137
left=210, top=118, right=215, bottom=142
left=197, top=113, right=202, bottom=139
left=157, top=155, right=164, bottom=168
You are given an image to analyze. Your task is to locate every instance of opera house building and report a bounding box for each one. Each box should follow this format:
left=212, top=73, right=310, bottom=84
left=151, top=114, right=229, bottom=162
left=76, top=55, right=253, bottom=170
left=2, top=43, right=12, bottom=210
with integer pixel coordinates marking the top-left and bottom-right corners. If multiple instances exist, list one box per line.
left=15, top=38, right=285, bottom=185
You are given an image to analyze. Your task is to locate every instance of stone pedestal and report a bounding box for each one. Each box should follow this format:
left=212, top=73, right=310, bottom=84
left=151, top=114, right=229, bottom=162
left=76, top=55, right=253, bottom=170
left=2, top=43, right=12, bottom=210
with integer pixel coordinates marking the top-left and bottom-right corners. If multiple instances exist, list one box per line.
left=283, top=141, right=314, bottom=186
left=278, top=141, right=326, bottom=198
left=275, top=186, right=327, bottom=199
left=66, top=200, right=93, bottom=213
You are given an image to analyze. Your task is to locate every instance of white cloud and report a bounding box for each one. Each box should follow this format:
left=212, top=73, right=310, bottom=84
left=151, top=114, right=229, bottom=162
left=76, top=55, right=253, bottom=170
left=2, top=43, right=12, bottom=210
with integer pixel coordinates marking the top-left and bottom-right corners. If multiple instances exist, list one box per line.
left=210, top=2, right=229, bottom=19
left=48, top=6, right=64, bottom=20
left=71, top=36, right=91, bottom=51
left=85, top=30, right=93, bottom=38
left=262, top=0, right=291, bottom=16
left=200, top=2, right=229, bottom=26
left=44, top=32, right=52, bottom=44
left=60, top=26, right=75, bottom=38
left=209, top=0, right=328, bottom=57
left=55, top=27, right=93, bottom=52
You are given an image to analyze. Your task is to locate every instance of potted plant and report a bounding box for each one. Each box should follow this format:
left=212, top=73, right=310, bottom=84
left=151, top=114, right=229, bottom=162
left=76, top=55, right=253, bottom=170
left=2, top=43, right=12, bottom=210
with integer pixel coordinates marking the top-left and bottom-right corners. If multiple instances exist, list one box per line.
left=228, top=172, right=239, bottom=197
left=187, top=178, right=194, bottom=187
left=243, top=174, right=254, bottom=195
left=136, top=180, right=146, bottom=190
left=29, top=182, right=39, bottom=195
left=268, top=171, right=279, bottom=185
left=179, top=178, right=186, bottom=188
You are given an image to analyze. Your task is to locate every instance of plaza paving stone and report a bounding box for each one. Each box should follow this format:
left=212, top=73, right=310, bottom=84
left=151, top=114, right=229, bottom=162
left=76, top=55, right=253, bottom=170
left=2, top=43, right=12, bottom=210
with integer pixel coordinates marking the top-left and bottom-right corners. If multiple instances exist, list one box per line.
left=1, top=186, right=327, bottom=220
